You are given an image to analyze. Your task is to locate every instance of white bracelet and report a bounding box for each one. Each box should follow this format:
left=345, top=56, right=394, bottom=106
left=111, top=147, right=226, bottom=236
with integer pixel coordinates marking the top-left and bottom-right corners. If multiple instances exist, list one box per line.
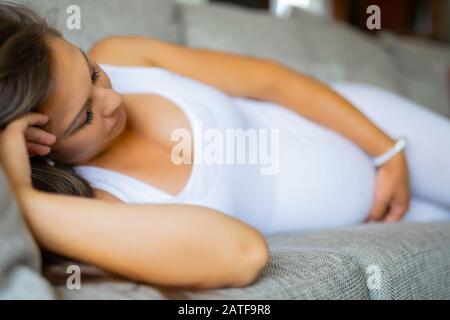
left=372, top=137, right=407, bottom=168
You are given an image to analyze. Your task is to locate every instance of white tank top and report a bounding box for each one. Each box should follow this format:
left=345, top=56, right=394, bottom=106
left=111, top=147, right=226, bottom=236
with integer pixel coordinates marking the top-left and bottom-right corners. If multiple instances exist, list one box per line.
left=75, top=64, right=376, bottom=235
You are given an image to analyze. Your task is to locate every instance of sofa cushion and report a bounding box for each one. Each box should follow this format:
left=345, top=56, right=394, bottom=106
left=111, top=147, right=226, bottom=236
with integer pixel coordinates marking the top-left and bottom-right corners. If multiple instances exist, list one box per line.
left=39, top=219, right=450, bottom=300
left=379, top=33, right=450, bottom=118
left=181, top=248, right=370, bottom=300
left=13, top=0, right=182, bottom=51
left=51, top=247, right=370, bottom=300
left=0, top=168, right=55, bottom=299
left=180, top=3, right=401, bottom=94
left=46, top=221, right=450, bottom=300
left=268, top=222, right=450, bottom=299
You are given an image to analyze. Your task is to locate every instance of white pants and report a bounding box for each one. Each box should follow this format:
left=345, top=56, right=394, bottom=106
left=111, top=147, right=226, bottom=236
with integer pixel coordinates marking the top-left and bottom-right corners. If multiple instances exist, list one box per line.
left=330, top=82, right=450, bottom=222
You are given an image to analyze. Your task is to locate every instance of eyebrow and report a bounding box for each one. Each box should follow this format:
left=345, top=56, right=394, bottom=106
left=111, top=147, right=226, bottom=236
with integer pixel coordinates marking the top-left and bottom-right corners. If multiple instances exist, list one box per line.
left=59, top=48, right=93, bottom=140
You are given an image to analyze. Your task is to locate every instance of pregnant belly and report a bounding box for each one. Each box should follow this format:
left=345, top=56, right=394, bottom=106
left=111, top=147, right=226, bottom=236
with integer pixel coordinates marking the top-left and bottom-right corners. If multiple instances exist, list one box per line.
left=234, top=99, right=377, bottom=235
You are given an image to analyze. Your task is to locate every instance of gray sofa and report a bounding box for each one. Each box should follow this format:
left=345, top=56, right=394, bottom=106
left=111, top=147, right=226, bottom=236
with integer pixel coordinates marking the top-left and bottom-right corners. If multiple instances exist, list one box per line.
left=1, top=0, right=449, bottom=300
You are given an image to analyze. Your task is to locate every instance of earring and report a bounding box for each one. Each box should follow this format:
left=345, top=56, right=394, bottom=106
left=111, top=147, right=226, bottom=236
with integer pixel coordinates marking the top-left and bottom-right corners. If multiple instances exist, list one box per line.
left=46, top=158, right=55, bottom=167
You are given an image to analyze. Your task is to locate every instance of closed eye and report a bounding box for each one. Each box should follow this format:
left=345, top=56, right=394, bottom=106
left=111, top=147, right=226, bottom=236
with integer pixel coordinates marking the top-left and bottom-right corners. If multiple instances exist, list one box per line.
left=81, top=106, right=94, bottom=129
left=77, top=64, right=99, bottom=132
left=91, top=63, right=101, bottom=83
left=60, top=50, right=100, bottom=139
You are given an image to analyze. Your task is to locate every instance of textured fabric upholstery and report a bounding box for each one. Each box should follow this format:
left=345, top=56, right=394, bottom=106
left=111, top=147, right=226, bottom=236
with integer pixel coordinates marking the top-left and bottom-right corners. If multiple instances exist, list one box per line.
left=12, top=0, right=182, bottom=51
left=0, top=168, right=55, bottom=299
left=268, top=223, right=450, bottom=299
left=378, top=33, right=450, bottom=118
left=52, top=223, right=450, bottom=300
left=180, top=3, right=401, bottom=94
left=53, top=248, right=370, bottom=300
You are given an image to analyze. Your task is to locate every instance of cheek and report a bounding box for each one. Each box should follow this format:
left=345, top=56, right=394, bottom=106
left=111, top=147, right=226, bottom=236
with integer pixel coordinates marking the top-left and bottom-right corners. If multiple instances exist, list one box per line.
left=52, top=140, right=93, bottom=163
left=52, top=127, right=108, bottom=163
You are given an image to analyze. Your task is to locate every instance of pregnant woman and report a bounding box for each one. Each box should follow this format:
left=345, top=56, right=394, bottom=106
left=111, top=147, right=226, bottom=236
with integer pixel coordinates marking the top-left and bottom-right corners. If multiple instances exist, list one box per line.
left=1, top=3, right=449, bottom=289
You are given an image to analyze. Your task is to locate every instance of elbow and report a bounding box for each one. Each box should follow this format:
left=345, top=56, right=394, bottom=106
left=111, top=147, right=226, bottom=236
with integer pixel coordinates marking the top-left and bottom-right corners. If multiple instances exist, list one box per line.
left=232, top=236, right=269, bottom=288
left=198, top=232, right=270, bottom=290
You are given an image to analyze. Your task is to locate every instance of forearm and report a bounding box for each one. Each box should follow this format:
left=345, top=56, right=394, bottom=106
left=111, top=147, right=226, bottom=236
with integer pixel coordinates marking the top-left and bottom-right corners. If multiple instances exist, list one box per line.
left=263, top=66, right=396, bottom=157
left=18, top=189, right=266, bottom=288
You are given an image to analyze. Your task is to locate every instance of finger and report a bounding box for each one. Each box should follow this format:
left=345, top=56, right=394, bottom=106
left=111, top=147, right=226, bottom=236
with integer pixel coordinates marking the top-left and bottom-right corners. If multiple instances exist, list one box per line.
left=384, top=193, right=410, bottom=223
left=25, top=127, right=57, bottom=145
left=26, top=142, right=51, bottom=157
left=368, top=194, right=391, bottom=222
left=7, top=113, right=49, bottom=133
left=384, top=204, right=406, bottom=223
left=26, top=113, right=50, bottom=127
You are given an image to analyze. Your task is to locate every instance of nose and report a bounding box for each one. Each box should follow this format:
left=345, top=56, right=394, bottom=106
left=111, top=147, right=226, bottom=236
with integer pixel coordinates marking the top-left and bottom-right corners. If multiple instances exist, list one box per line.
left=96, top=88, right=123, bottom=118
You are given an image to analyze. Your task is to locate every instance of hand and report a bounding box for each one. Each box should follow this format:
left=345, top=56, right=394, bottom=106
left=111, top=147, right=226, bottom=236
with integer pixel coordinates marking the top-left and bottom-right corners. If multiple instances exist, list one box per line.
left=0, top=113, right=56, bottom=194
left=25, top=118, right=58, bottom=157
left=367, top=152, right=410, bottom=223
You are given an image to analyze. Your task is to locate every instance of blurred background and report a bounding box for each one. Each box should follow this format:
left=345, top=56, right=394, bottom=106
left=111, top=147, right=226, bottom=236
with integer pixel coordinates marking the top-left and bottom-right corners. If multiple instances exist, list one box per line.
left=179, top=0, right=450, bottom=43
left=172, top=0, right=450, bottom=118
left=12, top=0, right=450, bottom=117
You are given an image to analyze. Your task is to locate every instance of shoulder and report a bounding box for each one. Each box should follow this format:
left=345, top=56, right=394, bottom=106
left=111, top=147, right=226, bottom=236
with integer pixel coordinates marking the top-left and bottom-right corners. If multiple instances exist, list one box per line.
left=87, top=36, right=191, bottom=70
left=87, top=36, right=158, bottom=67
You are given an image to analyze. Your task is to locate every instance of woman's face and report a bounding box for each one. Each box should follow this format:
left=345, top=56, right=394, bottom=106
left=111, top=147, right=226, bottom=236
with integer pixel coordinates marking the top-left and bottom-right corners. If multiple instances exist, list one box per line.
left=39, top=36, right=127, bottom=165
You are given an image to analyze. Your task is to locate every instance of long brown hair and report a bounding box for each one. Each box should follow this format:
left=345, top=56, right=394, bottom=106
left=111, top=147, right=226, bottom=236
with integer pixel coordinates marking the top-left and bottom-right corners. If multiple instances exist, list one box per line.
left=0, top=1, right=94, bottom=198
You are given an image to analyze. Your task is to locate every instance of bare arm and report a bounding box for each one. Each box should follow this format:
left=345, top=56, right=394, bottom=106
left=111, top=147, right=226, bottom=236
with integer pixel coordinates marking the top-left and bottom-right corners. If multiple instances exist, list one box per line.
left=0, top=114, right=269, bottom=290
left=89, top=36, right=395, bottom=157
left=21, top=191, right=268, bottom=289
left=255, top=68, right=399, bottom=157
